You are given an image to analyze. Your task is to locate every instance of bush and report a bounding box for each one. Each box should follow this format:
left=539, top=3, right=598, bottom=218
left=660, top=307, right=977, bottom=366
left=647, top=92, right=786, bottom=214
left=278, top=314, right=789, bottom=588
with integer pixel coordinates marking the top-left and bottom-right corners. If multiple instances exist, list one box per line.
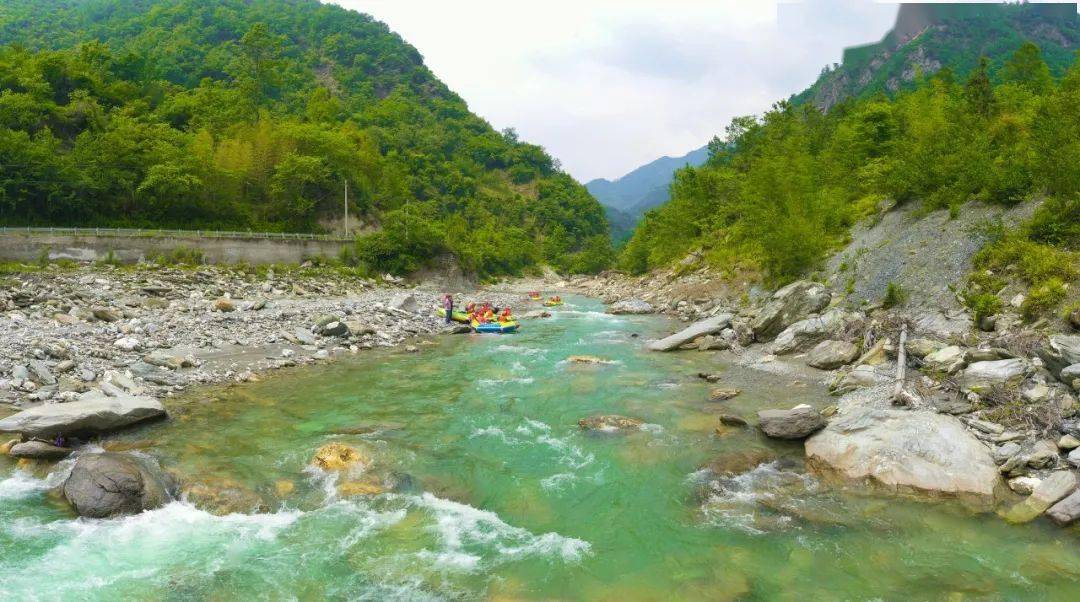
left=1021, top=277, right=1067, bottom=320
left=882, top=281, right=907, bottom=308
left=964, top=291, right=1003, bottom=322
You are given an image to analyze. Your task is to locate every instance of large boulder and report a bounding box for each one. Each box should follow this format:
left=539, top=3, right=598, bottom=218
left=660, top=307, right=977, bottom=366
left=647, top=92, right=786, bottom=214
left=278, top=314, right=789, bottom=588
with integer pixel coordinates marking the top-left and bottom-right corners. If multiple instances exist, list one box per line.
left=608, top=299, right=655, bottom=315
left=770, top=309, right=861, bottom=355
left=805, top=407, right=1000, bottom=498
left=8, top=440, right=73, bottom=460
left=389, top=294, right=418, bottom=313
left=62, top=453, right=174, bottom=518
left=648, top=313, right=733, bottom=352
left=0, top=392, right=166, bottom=439
left=1039, top=335, right=1080, bottom=380
left=757, top=405, right=825, bottom=440
left=751, top=281, right=831, bottom=342
left=1001, top=470, right=1077, bottom=524
left=1046, top=488, right=1080, bottom=526
left=806, top=340, right=861, bottom=370
left=959, top=359, right=1027, bottom=393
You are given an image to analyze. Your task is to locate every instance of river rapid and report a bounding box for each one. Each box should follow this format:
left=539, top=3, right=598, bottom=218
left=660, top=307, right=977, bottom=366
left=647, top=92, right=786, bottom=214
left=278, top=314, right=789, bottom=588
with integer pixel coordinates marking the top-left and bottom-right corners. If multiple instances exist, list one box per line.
left=1, top=296, right=1078, bottom=599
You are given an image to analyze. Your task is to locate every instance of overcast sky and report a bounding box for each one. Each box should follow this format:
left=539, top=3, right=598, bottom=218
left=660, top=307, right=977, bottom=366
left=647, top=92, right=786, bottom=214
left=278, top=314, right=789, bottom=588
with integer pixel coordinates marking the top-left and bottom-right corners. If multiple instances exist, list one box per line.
left=331, top=0, right=900, bottom=182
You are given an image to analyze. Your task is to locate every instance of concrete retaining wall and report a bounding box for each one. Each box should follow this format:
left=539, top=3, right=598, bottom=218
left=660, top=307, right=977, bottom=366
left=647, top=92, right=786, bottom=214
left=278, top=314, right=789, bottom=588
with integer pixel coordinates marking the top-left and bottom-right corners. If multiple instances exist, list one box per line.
left=0, top=232, right=349, bottom=265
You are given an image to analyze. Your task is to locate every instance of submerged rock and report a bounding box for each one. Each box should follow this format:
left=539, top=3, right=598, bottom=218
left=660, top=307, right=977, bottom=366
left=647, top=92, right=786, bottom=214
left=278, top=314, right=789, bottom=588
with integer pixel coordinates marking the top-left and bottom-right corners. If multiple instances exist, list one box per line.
left=311, top=442, right=370, bottom=472
left=0, top=391, right=166, bottom=439
left=62, top=452, right=174, bottom=518
left=805, top=407, right=1000, bottom=498
left=1046, top=488, right=1080, bottom=526
left=709, top=388, right=741, bottom=402
left=1001, top=471, right=1077, bottom=524
left=566, top=355, right=616, bottom=365
left=757, top=405, right=825, bottom=440
left=578, top=415, right=644, bottom=432
left=183, top=477, right=269, bottom=515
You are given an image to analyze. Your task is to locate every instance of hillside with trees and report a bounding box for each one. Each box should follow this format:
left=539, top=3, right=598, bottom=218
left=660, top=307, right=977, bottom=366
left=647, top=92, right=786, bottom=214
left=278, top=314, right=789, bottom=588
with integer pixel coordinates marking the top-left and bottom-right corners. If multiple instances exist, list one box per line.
left=0, top=0, right=611, bottom=276
left=619, top=42, right=1078, bottom=319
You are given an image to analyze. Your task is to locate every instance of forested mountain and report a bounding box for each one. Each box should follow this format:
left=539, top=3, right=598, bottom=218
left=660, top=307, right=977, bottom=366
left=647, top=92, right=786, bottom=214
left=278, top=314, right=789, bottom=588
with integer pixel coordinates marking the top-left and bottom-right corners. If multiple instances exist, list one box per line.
left=620, top=42, right=1078, bottom=321
left=793, top=2, right=1080, bottom=111
left=586, top=145, right=708, bottom=220
left=0, top=0, right=611, bottom=276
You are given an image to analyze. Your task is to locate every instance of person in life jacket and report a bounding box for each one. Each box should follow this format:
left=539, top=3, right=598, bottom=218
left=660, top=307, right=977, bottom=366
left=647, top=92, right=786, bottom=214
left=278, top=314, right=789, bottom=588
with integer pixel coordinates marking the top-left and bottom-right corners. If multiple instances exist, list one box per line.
left=499, top=307, right=512, bottom=322
left=442, top=294, right=454, bottom=323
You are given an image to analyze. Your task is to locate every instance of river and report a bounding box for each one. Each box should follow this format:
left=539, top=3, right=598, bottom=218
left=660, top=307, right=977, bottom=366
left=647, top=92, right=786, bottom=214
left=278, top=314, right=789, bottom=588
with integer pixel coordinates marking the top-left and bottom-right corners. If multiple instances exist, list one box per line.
left=1, top=296, right=1078, bottom=599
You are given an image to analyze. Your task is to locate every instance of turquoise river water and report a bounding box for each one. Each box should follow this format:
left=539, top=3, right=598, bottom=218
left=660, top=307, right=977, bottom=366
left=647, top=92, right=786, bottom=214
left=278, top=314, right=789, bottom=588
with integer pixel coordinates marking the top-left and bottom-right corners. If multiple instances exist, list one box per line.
left=1, top=296, right=1079, bottom=599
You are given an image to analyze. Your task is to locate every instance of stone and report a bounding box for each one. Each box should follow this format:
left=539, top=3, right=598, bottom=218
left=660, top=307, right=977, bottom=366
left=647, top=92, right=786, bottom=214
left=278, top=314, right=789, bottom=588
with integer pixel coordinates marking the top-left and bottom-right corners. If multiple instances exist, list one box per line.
left=911, top=311, right=972, bottom=340
left=27, top=360, right=56, bottom=385
left=311, top=442, right=369, bottom=472
left=1046, top=489, right=1080, bottom=526
left=1058, top=434, right=1080, bottom=450
left=1002, top=470, right=1077, bottom=524
left=319, top=321, right=350, bottom=337
left=965, top=418, right=1004, bottom=435
left=1025, top=440, right=1059, bottom=469
left=829, top=364, right=884, bottom=394
left=992, top=442, right=1022, bottom=465
left=1022, top=383, right=1052, bottom=404
left=703, top=448, right=777, bottom=475
left=143, top=351, right=192, bottom=370
left=8, top=440, right=73, bottom=460
left=1067, top=448, right=1080, bottom=468
left=567, top=355, right=616, bottom=365
left=293, top=328, right=317, bottom=346
left=805, top=407, right=1001, bottom=498
left=751, top=281, right=831, bottom=342
left=806, top=340, right=860, bottom=370
left=1061, top=364, right=1080, bottom=389
left=183, top=478, right=268, bottom=515
left=905, top=338, right=946, bottom=359
left=91, top=307, right=121, bottom=322
left=1008, top=476, right=1041, bottom=496
left=578, top=415, right=644, bottom=432
left=608, top=299, right=655, bottom=315
left=648, top=314, right=733, bottom=352
left=1039, top=335, right=1080, bottom=379
left=696, top=334, right=732, bottom=351
left=62, top=453, right=174, bottom=518
left=709, top=388, right=741, bottom=402
left=389, top=294, right=418, bottom=313
left=212, top=298, right=236, bottom=312
left=922, top=346, right=966, bottom=374
left=718, top=414, right=748, bottom=427
left=771, top=310, right=860, bottom=355
left=0, top=391, right=166, bottom=438
left=854, top=339, right=889, bottom=366
left=959, top=359, right=1027, bottom=393
left=756, top=404, right=825, bottom=440
left=114, top=337, right=141, bottom=352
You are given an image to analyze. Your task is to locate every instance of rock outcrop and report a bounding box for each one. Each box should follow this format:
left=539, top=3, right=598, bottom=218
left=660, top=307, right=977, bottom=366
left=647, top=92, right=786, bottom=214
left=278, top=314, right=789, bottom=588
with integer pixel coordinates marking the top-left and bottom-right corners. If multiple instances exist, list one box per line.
left=0, top=392, right=166, bottom=438
left=805, top=407, right=1000, bottom=498
left=757, top=405, right=826, bottom=439
left=771, top=310, right=860, bottom=355
left=959, top=359, right=1027, bottom=393
left=62, top=453, right=174, bottom=518
left=750, top=281, right=830, bottom=342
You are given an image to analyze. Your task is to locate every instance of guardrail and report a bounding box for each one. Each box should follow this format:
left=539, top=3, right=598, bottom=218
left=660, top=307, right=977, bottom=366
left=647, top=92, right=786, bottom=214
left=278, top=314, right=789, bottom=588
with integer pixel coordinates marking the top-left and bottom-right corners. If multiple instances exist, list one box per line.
left=0, top=226, right=352, bottom=242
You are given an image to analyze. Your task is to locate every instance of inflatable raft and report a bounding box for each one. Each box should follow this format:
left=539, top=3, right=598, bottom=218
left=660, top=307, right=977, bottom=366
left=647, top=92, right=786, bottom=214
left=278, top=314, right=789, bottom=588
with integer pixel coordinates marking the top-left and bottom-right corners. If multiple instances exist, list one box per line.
left=543, top=300, right=564, bottom=307
left=471, top=319, right=519, bottom=334
left=436, top=308, right=471, bottom=323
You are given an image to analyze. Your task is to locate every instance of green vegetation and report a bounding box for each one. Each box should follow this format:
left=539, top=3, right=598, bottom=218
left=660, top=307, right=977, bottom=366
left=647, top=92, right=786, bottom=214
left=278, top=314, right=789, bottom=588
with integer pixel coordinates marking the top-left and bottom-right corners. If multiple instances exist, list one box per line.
left=0, top=0, right=609, bottom=277
left=621, top=43, right=1080, bottom=288
left=882, top=282, right=907, bottom=309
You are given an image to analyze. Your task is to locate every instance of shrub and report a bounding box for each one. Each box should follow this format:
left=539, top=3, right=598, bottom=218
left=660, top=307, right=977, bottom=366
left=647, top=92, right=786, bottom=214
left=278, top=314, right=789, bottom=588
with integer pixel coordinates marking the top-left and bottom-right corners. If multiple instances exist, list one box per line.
left=882, top=281, right=907, bottom=308
left=1021, top=277, right=1067, bottom=320
left=964, top=291, right=1003, bottom=322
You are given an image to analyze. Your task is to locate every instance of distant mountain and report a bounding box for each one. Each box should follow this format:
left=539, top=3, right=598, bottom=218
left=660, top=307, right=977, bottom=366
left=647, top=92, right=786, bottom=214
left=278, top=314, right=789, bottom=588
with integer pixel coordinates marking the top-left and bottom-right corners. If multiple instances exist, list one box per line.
left=792, top=2, right=1080, bottom=111
left=586, top=146, right=709, bottom=220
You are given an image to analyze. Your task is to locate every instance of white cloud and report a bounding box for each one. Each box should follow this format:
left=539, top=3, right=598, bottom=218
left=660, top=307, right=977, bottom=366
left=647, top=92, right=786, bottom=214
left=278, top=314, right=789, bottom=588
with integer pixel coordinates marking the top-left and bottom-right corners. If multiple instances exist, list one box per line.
left=328, top=1, right=897, bottom=181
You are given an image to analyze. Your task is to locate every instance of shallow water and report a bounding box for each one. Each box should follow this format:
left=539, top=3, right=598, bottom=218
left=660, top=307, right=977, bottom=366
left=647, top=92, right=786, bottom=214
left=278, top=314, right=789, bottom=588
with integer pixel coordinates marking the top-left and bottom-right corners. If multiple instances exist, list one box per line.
left=2, top=296, right=1079, bottom=599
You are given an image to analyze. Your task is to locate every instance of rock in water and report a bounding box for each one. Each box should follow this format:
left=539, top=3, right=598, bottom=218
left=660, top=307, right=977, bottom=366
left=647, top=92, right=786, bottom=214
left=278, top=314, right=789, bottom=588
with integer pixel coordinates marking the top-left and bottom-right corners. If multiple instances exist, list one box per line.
left=757, top=405, right=825, bottom=439
left=567, top=355, right=615, bottom=365
left=805, top=407, right=1000, bottom=498
left=959, top=359, right=1027, bottom=393
left=1046, top=488, right=1080, bottom=526
left=62, top=453, right=173, bottom=518
left=608, top=299, right=655, bottom=315
left=648, top=314, right=733, bottom=352
left=578, top=415, right=644, bottom=432
left=709, top=388, right=741, bottom=402
left=0, top=392, right=166, bottom=439
left=750, top=280, right=830, bottom=342
left=1002, top=471, right=1077, bottom=524
left=8, top=440, right=72, bottom=460
left=806, top=340, right=860, bottom=370
left=311, top=442, right=369, bottom=472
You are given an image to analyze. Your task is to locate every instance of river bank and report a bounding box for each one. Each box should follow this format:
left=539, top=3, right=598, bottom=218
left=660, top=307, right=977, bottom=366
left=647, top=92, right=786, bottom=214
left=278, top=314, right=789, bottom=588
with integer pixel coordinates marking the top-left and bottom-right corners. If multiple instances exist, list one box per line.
left=0, top=263, right=528, bottom=414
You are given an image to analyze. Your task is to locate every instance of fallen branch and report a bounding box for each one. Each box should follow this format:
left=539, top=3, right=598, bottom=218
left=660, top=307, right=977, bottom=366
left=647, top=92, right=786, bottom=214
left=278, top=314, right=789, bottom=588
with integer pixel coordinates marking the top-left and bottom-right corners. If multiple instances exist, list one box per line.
left=892, top=323, right=911, bottom=406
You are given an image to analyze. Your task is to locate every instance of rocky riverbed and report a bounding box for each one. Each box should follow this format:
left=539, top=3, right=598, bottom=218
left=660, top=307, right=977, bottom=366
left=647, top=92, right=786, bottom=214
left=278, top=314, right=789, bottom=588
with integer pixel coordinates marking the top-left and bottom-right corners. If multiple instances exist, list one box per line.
left=0, top=263, right=519, bottom=455
left=579, top=269, right=1080, bottom=527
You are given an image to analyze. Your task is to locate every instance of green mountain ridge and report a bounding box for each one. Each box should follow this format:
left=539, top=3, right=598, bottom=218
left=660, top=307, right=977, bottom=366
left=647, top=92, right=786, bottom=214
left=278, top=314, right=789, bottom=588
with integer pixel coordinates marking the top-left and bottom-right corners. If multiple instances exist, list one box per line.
left=0, top=0, right=611, bottom=276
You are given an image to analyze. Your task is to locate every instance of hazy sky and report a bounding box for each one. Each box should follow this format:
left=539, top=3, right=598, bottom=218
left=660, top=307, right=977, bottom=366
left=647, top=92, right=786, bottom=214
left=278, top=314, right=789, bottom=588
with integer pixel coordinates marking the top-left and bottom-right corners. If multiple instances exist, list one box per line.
left=331, top=0, right=899, bottom=182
